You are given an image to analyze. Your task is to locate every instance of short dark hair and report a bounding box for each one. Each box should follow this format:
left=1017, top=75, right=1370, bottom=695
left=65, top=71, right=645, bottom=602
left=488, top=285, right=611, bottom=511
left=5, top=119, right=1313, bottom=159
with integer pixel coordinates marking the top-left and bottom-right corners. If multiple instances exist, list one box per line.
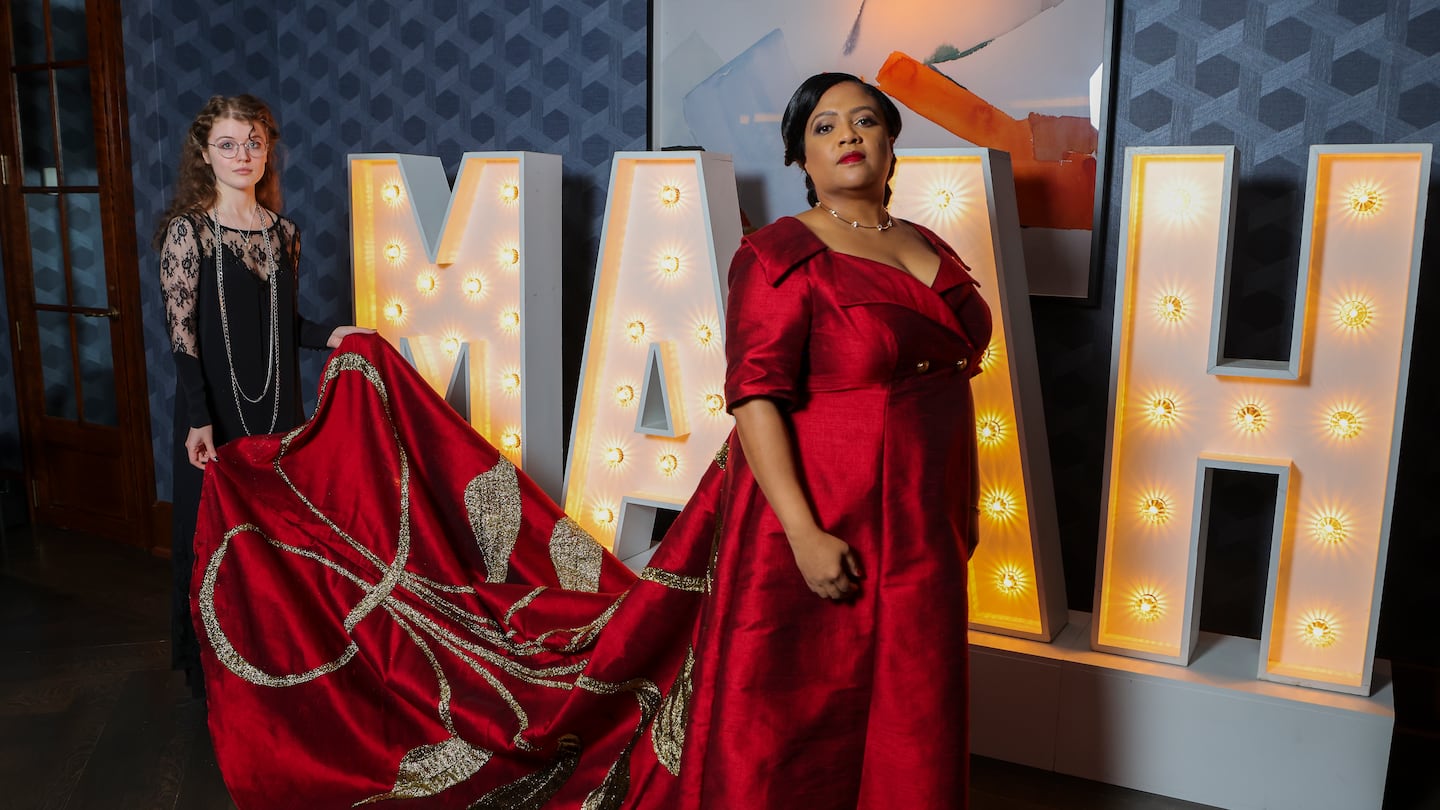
left=780, top=72, right=903, bottom=206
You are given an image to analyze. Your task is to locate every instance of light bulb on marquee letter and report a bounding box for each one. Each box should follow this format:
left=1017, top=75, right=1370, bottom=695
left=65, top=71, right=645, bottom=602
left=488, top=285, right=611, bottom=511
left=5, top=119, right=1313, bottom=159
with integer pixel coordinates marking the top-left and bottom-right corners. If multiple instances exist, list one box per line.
left=1095, top=144, right=1429, bottom=695
left=889, top=149, right=1066, bottom=642
left=564, top=153, right=742, bottom=566
left=349, top=151, right=564, bottom=499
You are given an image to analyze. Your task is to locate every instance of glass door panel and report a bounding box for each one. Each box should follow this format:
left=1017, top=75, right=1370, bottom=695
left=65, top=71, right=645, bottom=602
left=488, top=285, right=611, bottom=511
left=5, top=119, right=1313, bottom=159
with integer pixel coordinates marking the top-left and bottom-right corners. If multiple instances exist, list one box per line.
left=35, top=310, right=76, bottom=419
left=54, top=68, right=96, bottom=184
left=76, top=316, right=116, bottom=426
left=14, top=69, right=55, bottom=184
left=25, top=193, right=64, bottom=304
left=8, top=0, right=46, bottom=65
left=65, top=193, right=106, bottom=309
left=49, top=0, right=87, bottom=61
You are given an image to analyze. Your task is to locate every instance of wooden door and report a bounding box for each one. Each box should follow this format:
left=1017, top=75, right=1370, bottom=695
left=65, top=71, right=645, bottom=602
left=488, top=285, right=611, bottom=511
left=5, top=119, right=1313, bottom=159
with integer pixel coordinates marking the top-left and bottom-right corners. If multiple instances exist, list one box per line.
left=0, top=0, right=156, bottom=546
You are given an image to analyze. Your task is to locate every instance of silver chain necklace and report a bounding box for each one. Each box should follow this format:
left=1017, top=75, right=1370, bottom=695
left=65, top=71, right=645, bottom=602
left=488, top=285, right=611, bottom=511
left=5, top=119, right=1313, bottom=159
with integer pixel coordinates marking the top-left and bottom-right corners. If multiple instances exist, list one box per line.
left=211, top=205, right=281, bottom=436
left=817, top=202, right=894, bottom=231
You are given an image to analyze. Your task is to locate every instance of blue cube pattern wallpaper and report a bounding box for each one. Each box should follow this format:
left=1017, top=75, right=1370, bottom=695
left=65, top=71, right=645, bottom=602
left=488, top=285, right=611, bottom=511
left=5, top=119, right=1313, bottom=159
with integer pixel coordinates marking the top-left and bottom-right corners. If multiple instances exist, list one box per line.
left=122, top=0, right=649, bottom=500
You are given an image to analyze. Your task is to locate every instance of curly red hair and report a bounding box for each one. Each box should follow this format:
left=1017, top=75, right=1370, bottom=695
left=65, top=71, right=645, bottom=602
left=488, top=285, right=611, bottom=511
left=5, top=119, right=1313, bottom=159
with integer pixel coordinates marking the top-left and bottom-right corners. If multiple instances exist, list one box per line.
left=153, top=94, right=283, bottom=249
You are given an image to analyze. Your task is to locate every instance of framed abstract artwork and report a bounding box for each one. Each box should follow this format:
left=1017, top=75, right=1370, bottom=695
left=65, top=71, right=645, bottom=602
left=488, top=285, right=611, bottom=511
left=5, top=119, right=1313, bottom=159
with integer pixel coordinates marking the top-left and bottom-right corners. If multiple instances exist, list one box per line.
left=650, top=0, right=1121, bottom=299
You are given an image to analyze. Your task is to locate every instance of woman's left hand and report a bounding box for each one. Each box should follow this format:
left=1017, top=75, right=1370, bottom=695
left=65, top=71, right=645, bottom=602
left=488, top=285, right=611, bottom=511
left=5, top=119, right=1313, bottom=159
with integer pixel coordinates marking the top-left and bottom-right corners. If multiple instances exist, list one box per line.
left=327, top=325, right=377, bottom=348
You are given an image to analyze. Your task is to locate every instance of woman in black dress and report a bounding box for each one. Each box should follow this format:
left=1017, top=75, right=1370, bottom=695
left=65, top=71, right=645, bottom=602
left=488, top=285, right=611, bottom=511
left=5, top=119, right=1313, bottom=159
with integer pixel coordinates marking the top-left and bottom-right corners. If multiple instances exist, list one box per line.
left=155, top=94, right=370, bottom=695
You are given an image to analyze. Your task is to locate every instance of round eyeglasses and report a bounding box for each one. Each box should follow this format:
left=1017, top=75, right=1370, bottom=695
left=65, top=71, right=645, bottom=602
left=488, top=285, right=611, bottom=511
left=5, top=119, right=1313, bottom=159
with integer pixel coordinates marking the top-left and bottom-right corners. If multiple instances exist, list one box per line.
left=208, top=138, right=268, bottom=159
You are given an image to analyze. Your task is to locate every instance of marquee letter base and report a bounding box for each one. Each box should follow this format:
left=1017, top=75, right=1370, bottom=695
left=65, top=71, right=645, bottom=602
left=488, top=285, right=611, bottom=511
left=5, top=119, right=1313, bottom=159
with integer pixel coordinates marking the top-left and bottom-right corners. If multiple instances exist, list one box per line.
left=970, top=611, right=1393, bottom=809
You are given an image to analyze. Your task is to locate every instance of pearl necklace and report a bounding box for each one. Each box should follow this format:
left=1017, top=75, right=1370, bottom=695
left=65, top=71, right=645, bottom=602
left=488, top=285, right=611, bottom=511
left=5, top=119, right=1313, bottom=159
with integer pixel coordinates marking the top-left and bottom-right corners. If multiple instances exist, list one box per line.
left=817, top=202, right=894, bottom=231
left=211, top=205, right=281, bottom=436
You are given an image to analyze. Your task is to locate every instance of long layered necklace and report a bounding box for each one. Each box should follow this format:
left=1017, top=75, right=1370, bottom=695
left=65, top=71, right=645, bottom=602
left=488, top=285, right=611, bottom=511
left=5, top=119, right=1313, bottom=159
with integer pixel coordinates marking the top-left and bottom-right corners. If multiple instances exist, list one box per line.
left=211, top=205, right=281, bottom=436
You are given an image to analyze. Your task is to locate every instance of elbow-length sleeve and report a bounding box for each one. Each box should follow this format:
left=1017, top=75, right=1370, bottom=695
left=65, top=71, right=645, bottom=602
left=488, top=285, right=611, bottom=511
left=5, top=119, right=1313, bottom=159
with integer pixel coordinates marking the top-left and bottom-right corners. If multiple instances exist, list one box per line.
left=160, top=216, right=213, bottom=429
left=723, top=242, right=813, bottom=412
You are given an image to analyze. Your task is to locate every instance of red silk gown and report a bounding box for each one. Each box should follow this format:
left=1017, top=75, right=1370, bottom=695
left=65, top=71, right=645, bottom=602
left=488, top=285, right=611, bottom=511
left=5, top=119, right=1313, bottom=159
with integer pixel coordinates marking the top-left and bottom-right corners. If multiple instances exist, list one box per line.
left=192, top=216, right=989, bottom=808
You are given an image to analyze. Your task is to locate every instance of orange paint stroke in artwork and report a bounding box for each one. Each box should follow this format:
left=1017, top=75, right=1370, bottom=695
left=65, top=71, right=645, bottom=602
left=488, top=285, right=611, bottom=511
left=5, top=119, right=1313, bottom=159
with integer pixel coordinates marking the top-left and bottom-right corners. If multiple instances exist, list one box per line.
left=877, top=51, right=1097, bottom=230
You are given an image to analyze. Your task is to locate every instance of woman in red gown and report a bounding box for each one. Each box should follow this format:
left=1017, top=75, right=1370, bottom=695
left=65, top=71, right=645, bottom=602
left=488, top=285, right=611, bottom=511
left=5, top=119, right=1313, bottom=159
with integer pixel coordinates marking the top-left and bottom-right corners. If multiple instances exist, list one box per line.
left=192, top=74, right=988, bottom=808
left=674, top=72, right=990, bottom=807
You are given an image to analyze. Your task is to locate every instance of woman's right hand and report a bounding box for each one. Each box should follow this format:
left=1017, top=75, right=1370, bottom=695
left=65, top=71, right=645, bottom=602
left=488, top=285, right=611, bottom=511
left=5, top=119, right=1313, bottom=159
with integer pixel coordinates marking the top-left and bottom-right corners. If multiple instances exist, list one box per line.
left=186, top=425, right=219, bottom=470
left=787, top=527, right=864, bottom=600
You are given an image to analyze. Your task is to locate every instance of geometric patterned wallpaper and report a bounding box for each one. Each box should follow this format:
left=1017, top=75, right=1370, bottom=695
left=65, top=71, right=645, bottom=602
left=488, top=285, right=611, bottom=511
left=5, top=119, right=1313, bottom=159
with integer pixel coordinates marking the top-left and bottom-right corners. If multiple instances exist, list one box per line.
left=87, top=0, right=1436, bottom=661
left=1033, top=0, right=1439, bottom=656
left=122, top=0, right=649, bottom=500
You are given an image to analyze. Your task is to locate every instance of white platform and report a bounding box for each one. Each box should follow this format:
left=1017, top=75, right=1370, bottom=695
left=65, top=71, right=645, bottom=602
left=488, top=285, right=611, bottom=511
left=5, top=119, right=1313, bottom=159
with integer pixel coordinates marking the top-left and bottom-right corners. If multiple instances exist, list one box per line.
left=970, top=611, right=1394, bottom=810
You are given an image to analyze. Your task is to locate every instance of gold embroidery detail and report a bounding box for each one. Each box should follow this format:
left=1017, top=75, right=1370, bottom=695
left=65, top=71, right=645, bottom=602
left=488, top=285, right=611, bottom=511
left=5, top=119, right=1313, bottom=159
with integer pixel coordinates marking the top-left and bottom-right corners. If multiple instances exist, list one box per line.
left=354, top=736, right=493, bottom=805
left=652, top=645, right=695, bottom=775
left=199, top=525, right=360, bottom=687
left=576, top=677, right=663, bottom=810
left=638, top=566, right=708, bottom=594
left=470, top=735, right=581, bottom=809
left=549, top=517, right=604, bottom=592
left=713, top=440, right=729, bottom=470
left=465, top=458, right=523, bottom=584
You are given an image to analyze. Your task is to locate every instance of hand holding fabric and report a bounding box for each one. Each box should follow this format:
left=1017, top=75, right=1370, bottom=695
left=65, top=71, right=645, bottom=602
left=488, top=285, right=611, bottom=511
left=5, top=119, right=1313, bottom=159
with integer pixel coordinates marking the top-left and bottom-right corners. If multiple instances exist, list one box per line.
left=186, top=425, right=219, bottom=469
left=327, top=325, right=377, bottom=348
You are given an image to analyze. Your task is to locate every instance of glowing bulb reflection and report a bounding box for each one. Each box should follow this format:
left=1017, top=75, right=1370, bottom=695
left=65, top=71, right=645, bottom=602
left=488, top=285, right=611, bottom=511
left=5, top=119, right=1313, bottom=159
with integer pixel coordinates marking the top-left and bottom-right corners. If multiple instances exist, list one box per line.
left=659, top=184, right=681, bottom=206
left=500, top=247, right=520, bottom=267
left=441, top=335, right=461, bottom=356
left=996, top=565, right=1026, bottom=595
left=499, top=309, right=521, bottom=333
left=1139, top=493, right=1171, bottom=525
left=1234, top=402, right=1267, bottom=434
left=614, top=384, right=636, bottom=407
left=383, top=301, right=405, bottom=323
left=976, top=414, right=1006, bottom=447
left=1313, top=512, right=1347, bottom=546
left=1299, top=612, right=1338, bottom=648
left=383, top=242, right=405, bottom=264
left=626, top=320, right=647, bottom=342
left=1132, top=591, right=1163, bottom=622
left=1146, top=395, right=1179, bottom=427
left=979, top=342, right=1000, bottom=372
left=603, top=446, right=626, bottom=468
left=416, top=273, right=438, bottom=294
left=592, top=505, right=616, bottom=526
left=500, top=182, right=520, bottom=204
left=1345, top=183, right=1382, bottom=218
left=981, top=489, right=1018, bottom=523
left=500, top=371, right=521, bottom=395
left=658, top=453, right=680, bottom=476
left=500, top=430, right=521, bottom=452
left=380, top=183, right=403, bottom=205
left=1336, top=297, right=1373, bottom=331
left=695, top=323, right=714, bottom=346
left=934, top=188, right=954, bottom=210
left=462, top=276, right=484, bottom=297
left=659, top=255, right=681, bottom=276
left=1326, top=407, right=1362, bottom=439
left=1157, top=294, right=1185, bottom=323
left=703, top=393, right=725, bottom=415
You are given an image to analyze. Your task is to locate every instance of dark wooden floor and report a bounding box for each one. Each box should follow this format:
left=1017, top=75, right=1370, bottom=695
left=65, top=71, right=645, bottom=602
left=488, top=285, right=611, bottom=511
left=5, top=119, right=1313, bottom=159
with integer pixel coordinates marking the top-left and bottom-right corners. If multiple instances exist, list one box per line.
left=1, top=524, right=1434, bottom=809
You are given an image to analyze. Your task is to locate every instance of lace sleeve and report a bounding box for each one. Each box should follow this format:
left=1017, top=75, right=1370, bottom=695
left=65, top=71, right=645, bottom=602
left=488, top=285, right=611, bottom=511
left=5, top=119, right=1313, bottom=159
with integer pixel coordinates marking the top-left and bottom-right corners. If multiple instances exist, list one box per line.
left=160, top=216, right=200, bottom=356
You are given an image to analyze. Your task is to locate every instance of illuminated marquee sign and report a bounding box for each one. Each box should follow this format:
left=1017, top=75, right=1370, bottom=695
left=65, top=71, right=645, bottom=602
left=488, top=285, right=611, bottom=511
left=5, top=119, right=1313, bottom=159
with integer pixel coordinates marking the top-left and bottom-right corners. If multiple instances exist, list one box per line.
left=349, top=152, right=565, bottom=499
left=892, top=149, right=1067, bottom=642
left=1095, top=145, right=1430, bottom=694
left=562, top=152, right=743, bottom=565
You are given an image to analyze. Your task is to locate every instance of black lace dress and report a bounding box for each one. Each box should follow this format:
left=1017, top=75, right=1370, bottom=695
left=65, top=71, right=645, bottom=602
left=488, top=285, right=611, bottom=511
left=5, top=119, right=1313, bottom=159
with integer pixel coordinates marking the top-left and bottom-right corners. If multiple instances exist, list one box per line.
left=159, top=211, right=336, bottom=694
